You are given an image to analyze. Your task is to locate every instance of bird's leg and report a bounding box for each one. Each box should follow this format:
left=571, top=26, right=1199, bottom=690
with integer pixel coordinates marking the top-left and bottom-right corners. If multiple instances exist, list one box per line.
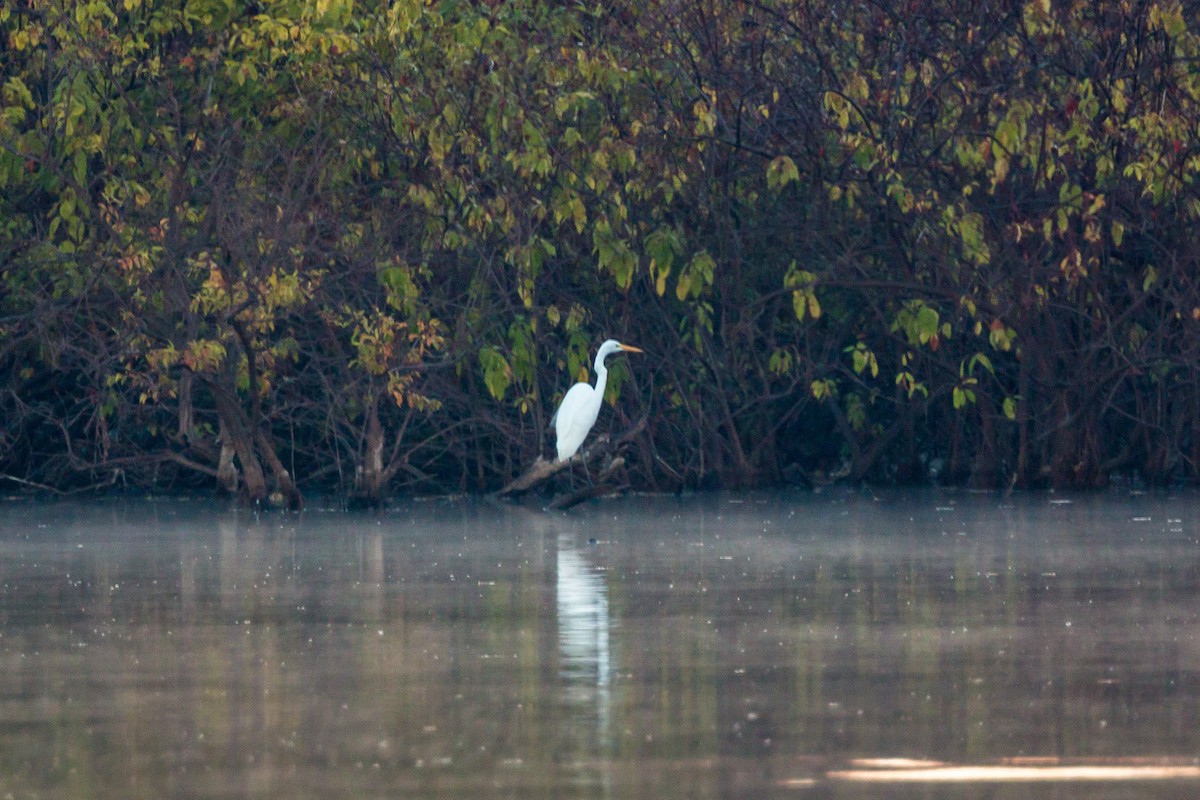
left=561, top=453, right=593, bottom=489
left=580, top=457, right=595, bottom=486
left=565, top=455, right=592, bottom=487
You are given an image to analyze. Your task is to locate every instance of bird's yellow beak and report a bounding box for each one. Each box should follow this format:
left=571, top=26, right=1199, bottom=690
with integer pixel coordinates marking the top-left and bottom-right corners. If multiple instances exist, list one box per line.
left=619, top=343, right=644, bottom=353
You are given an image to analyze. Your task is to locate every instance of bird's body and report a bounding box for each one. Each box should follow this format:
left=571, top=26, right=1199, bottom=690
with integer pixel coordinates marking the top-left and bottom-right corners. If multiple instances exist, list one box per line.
left=553, top=339, right=643, bottom=462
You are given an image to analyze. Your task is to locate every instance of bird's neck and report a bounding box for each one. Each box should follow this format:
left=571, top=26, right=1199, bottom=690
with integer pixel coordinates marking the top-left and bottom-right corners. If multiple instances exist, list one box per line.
left=592, top=361, right=609, bottom=397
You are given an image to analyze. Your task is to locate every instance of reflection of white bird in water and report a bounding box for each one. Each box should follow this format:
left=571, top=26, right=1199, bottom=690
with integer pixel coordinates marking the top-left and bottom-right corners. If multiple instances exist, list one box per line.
left=553, top=339, right=643, bottom=462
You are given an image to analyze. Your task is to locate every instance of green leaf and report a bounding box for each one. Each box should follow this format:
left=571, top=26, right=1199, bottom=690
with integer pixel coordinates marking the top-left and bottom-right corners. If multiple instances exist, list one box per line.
left=823, top=92, right=850, bottom=128
left=989, top=321, right=1016, bottom=352
left=676, top=250, right=715, bottom=301
left=792, top=290, right=807, bottom=322
left=811, top=379, right=836, bottom=400
left=846, top=343, right=878, bottom=378
left=675, top=272, right=691, bottom=302
left=479, top=347, right=512, bottom=401
left=916, top=305, right=939, bottom=344
left=784, top=262, right=820, bottom=322
left=646, top=227, right=681, bottom=298
left=766, top=155, right=800, bottom=190
left=968, top=352, right=993, bottom=375
left=769, top=349, right=793, bottom=375
left=1142, top=265, right=1158, bottom=292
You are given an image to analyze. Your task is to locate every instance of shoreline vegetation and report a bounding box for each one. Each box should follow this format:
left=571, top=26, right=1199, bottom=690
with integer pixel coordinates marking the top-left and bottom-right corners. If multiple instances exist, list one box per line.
left=5, top=0, right=1200, bottom=506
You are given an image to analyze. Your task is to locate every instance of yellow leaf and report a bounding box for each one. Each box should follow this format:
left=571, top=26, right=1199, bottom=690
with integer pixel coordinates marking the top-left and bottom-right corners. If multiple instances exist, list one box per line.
left=766, top=155, right=800, bottom=190
left=675, top=273, right=691, bottom=302
left=807, top=293, right=821, bottom=320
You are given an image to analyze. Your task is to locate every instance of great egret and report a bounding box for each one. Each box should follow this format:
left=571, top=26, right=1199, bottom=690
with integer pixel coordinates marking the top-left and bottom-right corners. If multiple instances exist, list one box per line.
left=553, top=339, right=643, bottom=462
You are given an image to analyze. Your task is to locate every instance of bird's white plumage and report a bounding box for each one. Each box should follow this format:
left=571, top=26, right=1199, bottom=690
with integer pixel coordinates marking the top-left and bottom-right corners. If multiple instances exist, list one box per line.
left=553, top=339, right=642, bottom=462
left=554, top=383, right=602, bottom=462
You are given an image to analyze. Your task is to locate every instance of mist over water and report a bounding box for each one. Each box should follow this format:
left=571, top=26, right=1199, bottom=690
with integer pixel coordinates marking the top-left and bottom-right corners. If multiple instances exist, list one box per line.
left=0, top=489, right=1197, bottom=799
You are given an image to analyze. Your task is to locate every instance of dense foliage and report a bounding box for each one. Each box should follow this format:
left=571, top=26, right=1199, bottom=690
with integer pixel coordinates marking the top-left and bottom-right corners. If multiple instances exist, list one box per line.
left=4, top=0, right=1200, bottom=503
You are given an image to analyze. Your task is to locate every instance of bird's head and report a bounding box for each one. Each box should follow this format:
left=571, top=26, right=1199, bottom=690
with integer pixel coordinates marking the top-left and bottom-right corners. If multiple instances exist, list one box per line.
left=597, top=339, right=644, bottom=361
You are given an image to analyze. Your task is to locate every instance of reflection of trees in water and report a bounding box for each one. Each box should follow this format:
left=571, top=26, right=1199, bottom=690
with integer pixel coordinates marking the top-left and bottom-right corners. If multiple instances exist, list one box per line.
left=606, top=498, right=1200, bottom=768
left=0, top=505, right=413, bottom=798
left=0, top=498, right=1198, bottom=797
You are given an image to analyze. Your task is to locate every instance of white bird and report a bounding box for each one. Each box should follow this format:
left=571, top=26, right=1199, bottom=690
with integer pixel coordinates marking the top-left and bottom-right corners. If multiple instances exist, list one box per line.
left=552, top=339, right=643, bottom=462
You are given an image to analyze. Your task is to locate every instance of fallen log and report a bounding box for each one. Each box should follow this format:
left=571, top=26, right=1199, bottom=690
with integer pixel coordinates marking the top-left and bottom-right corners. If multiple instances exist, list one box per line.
left=546, top=456, right=628, bottom=510
left=495, top=416, right=646, bottom=500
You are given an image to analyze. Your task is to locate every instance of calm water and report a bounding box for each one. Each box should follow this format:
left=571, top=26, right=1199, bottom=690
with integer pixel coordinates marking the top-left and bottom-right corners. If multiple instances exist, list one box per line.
left=0, top=490, right=1198, bottom=799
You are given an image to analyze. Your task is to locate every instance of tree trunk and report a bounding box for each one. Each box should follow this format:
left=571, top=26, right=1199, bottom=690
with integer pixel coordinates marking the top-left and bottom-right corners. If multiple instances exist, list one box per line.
left=1049, top=392, right=1104, bottom=489
left=211, top=386, right=268, bottom=504
left=178, top=370, right=194, bottom=442
left=354, top=397, right=386, bottom=504
left=216, top=417, right=239, bottom=495
left=1192, top=382, right=1200, bottom=483
left=1015, top=352, right=1030, bottom=487
left=969, top=405, right=998, bottom=489
left=203, top=376, right=303, bottom=508
left=255, top=429, right=303, bottom=510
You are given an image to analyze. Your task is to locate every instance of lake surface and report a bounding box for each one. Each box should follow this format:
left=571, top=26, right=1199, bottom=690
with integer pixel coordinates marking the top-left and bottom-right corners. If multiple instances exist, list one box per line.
left=0, top=489, right=1198, bottom=799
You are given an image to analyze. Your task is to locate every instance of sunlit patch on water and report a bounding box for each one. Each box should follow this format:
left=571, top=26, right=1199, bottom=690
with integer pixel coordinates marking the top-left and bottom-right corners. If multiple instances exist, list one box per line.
left=819, top=756, right=1200, bottom=783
